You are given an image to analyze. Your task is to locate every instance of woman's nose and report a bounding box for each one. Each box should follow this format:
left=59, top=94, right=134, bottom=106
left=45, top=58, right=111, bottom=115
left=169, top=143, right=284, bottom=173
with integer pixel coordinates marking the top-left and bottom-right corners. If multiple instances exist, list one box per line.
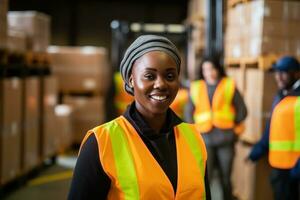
left=154, top=76, right=167, bottom=90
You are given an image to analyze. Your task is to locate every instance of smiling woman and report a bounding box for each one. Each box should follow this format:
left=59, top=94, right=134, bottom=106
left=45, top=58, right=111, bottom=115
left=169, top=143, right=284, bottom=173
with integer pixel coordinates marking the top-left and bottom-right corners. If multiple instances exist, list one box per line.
left=129, top=51, right=179, bottom=131
left=68, top=35, right=211, bottom=200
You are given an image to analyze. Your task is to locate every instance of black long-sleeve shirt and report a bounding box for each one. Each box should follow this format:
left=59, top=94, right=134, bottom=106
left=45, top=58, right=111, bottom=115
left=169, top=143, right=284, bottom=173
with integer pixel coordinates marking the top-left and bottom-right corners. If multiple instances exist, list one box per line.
left=68, top=102, right=211, bottom=199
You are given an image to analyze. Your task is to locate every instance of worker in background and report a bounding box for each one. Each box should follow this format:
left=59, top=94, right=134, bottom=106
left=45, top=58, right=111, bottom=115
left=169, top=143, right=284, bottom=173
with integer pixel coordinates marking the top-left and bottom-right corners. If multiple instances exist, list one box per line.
left=170, top=86, right=189, bottom=120
left=113, top=71, right=134, bottom=115
left=68, top=35, right=211, bottom=200
left=248, top=56, right=300, bottom=200
left=186, top=56, right=247, bottom=200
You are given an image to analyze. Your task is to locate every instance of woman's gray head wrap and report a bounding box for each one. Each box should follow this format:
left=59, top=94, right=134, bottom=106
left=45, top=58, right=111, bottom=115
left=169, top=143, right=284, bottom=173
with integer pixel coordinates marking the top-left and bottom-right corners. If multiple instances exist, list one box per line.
left=120, top=34, right=181, bottom=95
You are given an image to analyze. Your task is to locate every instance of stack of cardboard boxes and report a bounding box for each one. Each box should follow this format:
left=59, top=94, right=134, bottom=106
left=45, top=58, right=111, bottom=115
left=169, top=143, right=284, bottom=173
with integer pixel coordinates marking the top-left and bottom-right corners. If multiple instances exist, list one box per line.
left=5, top=11, right=60, bottom=171
left=186, top=0, right=207, bottom=81
left=48, top=46, right=111, bottom=144
left=0, top=0, right=8, bottom=51
left=0, top=0, right=22, bottom=186
left=7, top=11, right=50, bottom=53
left=225, top=0, right=300, bottom=59
left=0, top=77, right=22, bottom=185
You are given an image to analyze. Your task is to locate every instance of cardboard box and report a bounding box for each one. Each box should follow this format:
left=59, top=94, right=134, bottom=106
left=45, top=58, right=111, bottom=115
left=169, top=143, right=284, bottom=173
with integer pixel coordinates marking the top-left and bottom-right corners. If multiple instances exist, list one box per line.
left=231, top=141, right=273, bottom=200
left=55, top=105, right=73, bottom=151
left=226, top=67, right=245, bottom=94
left=22, top=77, right=40, bottom=172
left=187, top=0, right=207, bottom=21
left=225, top=0, right=300, bottom=58
left=41, top=76, right=59, bottom=159
left=0, top=0, right=8, bottom=49
left=249, top=0, right=300, bottom=21
left=225, top=37, right=247, bottom=58
left=7, top=29, right=27, bottom=53
left=241, top=69, right=277, bottom=143
left=246, top=36, right=291, bottom=58
left=48, top=46, right=111, bottom=95
left=191, top=20, right=206, bottom=51
left=0, top=78, right=22, bottom=185
left=7, top=11, right=50, bottom=52
left=63, top=96, right=105, bottom=144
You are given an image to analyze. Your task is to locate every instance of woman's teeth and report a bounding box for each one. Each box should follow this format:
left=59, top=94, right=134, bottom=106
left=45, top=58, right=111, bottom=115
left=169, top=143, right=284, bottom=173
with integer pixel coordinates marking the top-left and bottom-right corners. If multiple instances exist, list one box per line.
left=150, top=95, right=167, bottom=101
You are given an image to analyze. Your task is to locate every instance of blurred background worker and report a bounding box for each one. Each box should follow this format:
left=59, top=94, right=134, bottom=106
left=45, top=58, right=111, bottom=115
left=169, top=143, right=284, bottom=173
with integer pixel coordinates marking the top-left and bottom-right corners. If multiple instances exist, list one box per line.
left=248, top=56, right=300, bottom=200
left=113, top=71, right=134, bottom=116
left=170, top=86, right=189, bottom=120
left=186, top=56, right=247, bottom=200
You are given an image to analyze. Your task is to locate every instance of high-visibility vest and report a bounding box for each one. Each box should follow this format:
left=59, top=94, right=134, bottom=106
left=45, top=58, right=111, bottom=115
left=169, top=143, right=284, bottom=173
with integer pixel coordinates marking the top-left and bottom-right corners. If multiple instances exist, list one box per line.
left=170, top=88, right=189, bottom=119
left=190, top=77, right=244, bottom=134
left=269, top=96, right=300, bottom=169
left=114, top=72, right=134, bottom=115
left=80, top=116, right=207, bottom=200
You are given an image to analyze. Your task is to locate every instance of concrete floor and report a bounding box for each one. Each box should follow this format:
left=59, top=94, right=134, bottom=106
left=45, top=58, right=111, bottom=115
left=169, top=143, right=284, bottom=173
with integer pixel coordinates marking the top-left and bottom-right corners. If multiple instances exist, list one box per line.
left=3, top=155, right=76, bottom=200
left=2, top=154, right=223, bottom=200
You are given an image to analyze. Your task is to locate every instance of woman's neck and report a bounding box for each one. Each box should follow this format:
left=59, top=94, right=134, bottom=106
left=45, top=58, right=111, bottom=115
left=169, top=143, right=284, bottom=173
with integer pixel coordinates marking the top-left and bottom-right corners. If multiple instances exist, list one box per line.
left=144, top=113, right=166, bottom=133
left=135, top=103, right=167, bottom=133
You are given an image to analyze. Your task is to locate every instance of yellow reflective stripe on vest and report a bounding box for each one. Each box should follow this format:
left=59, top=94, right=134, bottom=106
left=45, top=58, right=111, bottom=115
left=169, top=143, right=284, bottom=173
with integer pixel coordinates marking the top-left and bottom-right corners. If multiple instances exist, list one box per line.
left=214, top=111, right=235, bottom=121
left=115, top=101, right=129, bottom=110
left=224, top=78, right=234, bottom=105
left=177, top=123, right=206, bottom=197
left=191, top=81, right=200, bottom=105
left=295, top=97, right=300, bottom=150
left=194, top=112, right=212, bottom=123
left=270, top=97, right=300, bottom=151
left=105, top=121, right=140, bottom=200
left=216, top=78, right=235, bottom=120
left=270, top=141, right=300, bottom=151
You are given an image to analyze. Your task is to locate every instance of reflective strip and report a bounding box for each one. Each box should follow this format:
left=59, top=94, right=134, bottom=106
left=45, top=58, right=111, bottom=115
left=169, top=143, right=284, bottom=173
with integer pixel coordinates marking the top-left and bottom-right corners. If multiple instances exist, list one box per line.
left=216, top=78, right=235, bottom=120
left=105, top=121, right=140, bottom=200
left=224, top=78, right=234, bottom=105
left=115, top=101, right=129, bottom=110
left=194, top=112, right=212, bottom=123
left=191, top=81, right=200, bottom=105
left=214, top=111, right=235, bottom=121
left=177, top=123, right=206, bottom=198
left=295, top=97, right=300, bottom=149
left=114, top=73, right=122, bottom=94
left=270, top=141, right=300, bottom=151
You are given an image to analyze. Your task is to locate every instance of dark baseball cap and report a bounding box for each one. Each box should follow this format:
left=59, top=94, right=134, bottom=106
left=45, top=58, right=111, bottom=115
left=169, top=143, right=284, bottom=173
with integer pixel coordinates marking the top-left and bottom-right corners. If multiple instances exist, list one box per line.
left=271, top=56, right=300, bottom=72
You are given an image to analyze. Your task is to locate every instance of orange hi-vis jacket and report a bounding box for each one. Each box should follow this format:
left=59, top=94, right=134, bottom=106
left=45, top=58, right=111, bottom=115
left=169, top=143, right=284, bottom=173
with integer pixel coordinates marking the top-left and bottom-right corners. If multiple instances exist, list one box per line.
left=190, top=77, right=244, bottom=134
left=170, top=88, right=189, bottom=119
left=80, top=116, right=207, bottom=200
left=269, top=96, right=300, bottom=169
left=114, top=73, right=134, bottom=115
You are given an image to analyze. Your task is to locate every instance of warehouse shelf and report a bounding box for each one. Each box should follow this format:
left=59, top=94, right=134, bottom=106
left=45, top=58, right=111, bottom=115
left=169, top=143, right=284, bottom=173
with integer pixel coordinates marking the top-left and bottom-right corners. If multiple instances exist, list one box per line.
left=225, top=54, right=285, bottom=70
left=227, top=0, right=251, bottom=8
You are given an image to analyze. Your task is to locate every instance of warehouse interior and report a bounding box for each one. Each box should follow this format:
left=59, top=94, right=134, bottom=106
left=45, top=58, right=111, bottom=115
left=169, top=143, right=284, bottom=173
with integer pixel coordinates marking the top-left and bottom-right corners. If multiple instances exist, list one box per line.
left=1, top=0, right=300, bottom=199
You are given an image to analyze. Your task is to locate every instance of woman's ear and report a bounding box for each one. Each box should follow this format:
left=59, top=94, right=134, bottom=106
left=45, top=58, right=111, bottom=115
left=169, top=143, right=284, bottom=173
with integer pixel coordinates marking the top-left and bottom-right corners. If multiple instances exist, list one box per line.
left=129, top=75, right=134, bottom=88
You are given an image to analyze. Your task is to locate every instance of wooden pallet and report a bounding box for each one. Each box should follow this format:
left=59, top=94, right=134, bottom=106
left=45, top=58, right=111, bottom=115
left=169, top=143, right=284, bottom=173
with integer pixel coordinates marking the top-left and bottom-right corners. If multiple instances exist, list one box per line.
left=225, top=54, right=280, bottom=71
left=227, top=0, right=251, bottom=8
left=0, top=49, right=8, bottom=65
left=25, top=52, right=50, bottom=67
left=7, top=51, right=25, bottom=65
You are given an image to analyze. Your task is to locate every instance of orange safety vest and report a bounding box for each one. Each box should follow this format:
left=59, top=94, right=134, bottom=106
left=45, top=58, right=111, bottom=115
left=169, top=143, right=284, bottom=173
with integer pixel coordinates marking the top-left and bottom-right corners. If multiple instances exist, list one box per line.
left=114, top=72, right=134, bottom=115
left=190, top=77, right=244, bottom=134
left=170, top=88, right=189, bottom=119
left=269, top=96, right=300, bottom=169
left=80, top=116, right=207, bottom=200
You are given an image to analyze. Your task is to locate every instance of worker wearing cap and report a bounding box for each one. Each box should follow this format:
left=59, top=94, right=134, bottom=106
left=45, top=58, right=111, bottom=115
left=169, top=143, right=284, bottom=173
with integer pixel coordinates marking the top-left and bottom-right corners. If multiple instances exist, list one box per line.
left=248, top=56, right=300, bottom=200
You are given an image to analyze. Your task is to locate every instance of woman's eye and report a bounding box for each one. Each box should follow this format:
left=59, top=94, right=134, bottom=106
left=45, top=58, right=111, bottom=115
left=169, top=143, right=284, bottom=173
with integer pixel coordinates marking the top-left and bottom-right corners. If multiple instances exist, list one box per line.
left=144, top=74, right=155, bottom=80
left=166, top=73, right=176, bottom=80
